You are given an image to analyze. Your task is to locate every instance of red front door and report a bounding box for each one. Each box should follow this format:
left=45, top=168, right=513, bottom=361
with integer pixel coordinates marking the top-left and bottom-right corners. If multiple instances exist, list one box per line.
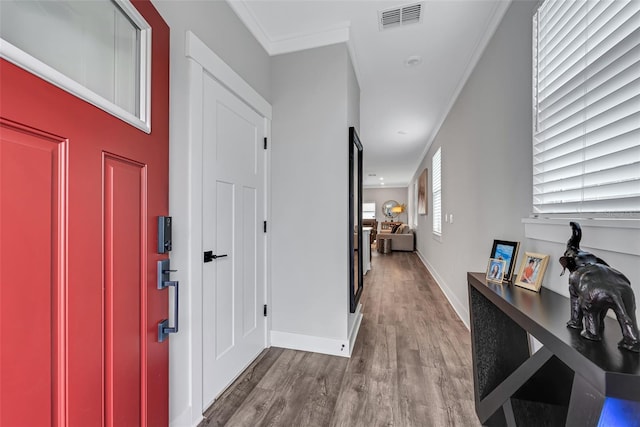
left=0, top=1, right=169, bottom=426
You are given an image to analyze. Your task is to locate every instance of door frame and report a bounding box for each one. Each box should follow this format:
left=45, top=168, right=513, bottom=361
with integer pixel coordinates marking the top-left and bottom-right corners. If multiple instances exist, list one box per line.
left=176, top=31, right=272, bottom=426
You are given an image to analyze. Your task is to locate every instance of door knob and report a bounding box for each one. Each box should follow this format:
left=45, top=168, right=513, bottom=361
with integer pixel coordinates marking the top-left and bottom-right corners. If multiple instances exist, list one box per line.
left=157, top=259, right=179, bottom=342
left=204, top=251, right=228, bottom=263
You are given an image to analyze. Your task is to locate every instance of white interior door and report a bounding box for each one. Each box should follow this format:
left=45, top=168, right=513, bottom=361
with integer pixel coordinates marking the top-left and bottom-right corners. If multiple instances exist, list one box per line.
left=202, top=73, right=266, bottom=407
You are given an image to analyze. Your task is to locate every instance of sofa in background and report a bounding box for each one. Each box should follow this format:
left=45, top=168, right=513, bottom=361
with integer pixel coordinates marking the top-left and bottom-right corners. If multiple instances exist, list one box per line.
left=378, top=223, right=415, bottom=251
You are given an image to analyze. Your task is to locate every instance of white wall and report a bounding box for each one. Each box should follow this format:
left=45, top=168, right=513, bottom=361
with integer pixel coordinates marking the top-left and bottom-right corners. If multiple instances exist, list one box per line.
left=153, top=1, right=270, bottom=102
left=362, top=187, right=409, bottom=226
left=270, top=43, right=360, bottom=356
left=346, top=51, right=362, bottom=345
left=347, top=52, right=360, bottom=134
left=151, top=1, right=272, bottom=426
left=409, top=0, right=640, bottom=328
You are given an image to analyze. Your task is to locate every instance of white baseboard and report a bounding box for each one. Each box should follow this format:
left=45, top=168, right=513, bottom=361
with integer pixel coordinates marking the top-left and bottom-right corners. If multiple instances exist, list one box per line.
left=270, top=330, right=351, bottom=358
left=347, top=303, right=363, bottom=356
left=415, top=250, right=470, bottom=330
left=169, top=406, right=204, bottom=427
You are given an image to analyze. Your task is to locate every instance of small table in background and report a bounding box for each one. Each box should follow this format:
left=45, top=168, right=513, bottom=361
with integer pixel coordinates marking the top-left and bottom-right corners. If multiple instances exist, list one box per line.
left=377, top=237, right=392, bottom=254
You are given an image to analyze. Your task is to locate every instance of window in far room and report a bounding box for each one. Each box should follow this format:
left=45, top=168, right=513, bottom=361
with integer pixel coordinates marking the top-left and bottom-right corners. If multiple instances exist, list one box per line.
left=532, top=0, right=640, bottom=218
left=432, top=147, right=442, bottom=236
left=362, top=202, right=376, bottom=220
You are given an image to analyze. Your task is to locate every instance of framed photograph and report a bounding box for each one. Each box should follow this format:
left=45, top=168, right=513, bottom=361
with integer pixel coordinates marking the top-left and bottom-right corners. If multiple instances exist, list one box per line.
left=486, top=258, right=506, bottom=284
left=489, top=240, right=520, bottom=282
left=418, top=168, right=427, bottom=215
left=515, top=252, right=550, bottom=292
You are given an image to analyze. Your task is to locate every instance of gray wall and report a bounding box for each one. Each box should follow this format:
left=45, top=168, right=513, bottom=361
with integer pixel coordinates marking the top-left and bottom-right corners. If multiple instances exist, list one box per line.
left=347, top=53, right=360, bottom=134
left=362, top=187, right=409, bottom=226
left=409, top=1, right=536, bottom=324
left=271, top=43, right=360, bottom=347
left=153, top=0, right=270, bottom=102
left=410, top=0, right=640, bottom=328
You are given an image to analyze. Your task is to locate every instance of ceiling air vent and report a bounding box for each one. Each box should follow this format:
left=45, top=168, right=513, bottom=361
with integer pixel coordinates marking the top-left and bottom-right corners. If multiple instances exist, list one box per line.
left=379, top=2, right=424, bottom=31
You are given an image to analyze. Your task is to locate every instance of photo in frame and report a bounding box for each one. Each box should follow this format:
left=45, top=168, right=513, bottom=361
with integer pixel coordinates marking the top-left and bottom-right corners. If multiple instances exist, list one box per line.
left=486, top=258, right=506, bottom=284
left=515, top=252, right=550, bottom=292
left=418, top=168, right=427, bottom=215
left=489, top=240, right=520, bottom=282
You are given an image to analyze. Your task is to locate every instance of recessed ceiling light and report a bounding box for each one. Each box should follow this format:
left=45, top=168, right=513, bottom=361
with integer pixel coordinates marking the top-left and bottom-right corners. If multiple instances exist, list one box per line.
left=381, top=182, right=385, bottom=185
left=405, top=55, right=422, bottom=67
left=379, top=177, right=384, bottom=181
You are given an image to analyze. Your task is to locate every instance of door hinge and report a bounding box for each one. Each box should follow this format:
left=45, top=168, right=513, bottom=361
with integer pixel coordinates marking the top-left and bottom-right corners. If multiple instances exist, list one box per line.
left=263, top=304, right=268, bottom=317
left=264, top=137, right=268, bottom=150
left=263, top=220, right=267, bottom=233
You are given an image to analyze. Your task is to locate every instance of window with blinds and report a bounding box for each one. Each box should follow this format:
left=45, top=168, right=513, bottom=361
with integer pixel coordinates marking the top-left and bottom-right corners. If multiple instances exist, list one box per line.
left=432, top=147, right=442, bottom=235
left=532, top=0, right=640, bottom=216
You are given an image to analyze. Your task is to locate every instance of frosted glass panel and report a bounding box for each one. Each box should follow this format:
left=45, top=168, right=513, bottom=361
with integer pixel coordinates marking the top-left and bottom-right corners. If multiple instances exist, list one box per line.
left=1, top=0, right=140, bottom=116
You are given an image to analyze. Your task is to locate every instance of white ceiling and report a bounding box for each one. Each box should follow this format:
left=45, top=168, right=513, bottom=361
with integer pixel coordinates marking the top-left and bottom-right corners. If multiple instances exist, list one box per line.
left=227, top=0, right=511, bottom=187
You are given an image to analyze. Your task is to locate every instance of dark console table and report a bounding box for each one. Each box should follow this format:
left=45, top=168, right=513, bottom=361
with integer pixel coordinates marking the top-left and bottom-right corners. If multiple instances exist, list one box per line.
left=468, top=272, right=640, bottom=426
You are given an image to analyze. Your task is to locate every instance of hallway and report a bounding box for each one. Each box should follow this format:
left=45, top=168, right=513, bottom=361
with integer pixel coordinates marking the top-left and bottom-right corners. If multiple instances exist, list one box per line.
left=201, top=250, right=480, bottom=426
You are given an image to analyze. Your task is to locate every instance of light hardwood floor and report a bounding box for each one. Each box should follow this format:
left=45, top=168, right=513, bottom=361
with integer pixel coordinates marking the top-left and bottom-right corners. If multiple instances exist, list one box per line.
left=200, top=249, right=480, bottom=427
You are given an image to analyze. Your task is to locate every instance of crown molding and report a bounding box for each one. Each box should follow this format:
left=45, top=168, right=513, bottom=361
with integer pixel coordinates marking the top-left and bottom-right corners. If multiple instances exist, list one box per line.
left=411, top=0, right=512, bottom=183
left=226, top=0, right=273, bottom=53
left=269, top=24, right=350, bottom=55
left=226, top=0, right=350, bottom=56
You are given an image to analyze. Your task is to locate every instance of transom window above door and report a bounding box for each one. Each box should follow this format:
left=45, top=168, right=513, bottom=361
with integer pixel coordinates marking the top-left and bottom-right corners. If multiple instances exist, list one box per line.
left=0, top=0, right=151, bottom=132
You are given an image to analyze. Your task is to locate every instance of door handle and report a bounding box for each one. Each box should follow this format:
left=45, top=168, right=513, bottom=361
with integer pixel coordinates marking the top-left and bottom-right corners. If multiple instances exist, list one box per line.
left=204, top=251, right=228, bottom=262
left=158, top=259, right=179, bottom=342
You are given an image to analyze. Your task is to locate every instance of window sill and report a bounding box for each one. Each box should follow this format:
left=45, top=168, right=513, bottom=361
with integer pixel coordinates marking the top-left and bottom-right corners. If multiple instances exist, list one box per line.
left=522, top=217, right=640, bottom=256
left=432, top=232, right=442, bottom=243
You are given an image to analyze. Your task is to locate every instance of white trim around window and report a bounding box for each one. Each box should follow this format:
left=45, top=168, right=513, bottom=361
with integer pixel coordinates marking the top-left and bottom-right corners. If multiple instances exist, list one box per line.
left=523, top=217, right=640, bottom=256
left=0, top=0, right=152, bottom=133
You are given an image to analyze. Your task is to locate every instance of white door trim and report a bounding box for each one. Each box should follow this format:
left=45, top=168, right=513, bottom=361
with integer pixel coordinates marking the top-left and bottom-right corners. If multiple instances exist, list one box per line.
left=182, top=30, right=271, bottom=426
left=186, top=31, right=272, bottom=120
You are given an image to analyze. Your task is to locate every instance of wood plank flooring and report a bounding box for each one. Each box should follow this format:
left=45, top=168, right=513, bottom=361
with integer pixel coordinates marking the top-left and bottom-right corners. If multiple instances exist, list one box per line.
left=200, top=250, right=480, bottom=427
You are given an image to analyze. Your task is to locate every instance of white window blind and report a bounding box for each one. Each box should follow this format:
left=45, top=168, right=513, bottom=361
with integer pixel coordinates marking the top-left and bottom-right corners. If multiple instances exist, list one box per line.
left=532, top=0, right=640, bottom=216
left=432, top=147, right=442, bottom=235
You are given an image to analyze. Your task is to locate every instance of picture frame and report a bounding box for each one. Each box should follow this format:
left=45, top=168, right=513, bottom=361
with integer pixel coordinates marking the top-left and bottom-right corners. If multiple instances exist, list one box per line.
left=418, top=168, right=427, bottom=215
left=486, top=258, right=506, bottom=284
left=489, top=240, right=520, bottom=283
left=514, top=252, right=550, bottom=292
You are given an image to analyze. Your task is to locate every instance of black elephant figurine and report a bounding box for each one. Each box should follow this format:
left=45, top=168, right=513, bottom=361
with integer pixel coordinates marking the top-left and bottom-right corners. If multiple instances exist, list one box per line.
left=560, top=222, right=639, bottom=353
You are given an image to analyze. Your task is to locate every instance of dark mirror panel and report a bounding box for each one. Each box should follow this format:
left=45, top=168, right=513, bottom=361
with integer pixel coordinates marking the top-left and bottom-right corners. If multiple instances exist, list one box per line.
left=349, top=127, right=363, bottom=313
